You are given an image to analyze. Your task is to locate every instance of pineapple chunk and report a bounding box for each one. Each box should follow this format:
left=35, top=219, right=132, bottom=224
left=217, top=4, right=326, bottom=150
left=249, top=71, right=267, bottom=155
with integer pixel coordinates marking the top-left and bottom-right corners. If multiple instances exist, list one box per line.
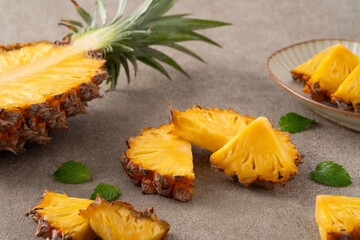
left=170, top=104, right=255, bottom=152
left=291, top=46, right=334, bottom=82
left=79, top=195, right=170, bottom=240
left=210, top=117, right=302, bottom=187
left=306, top=44, right=360, bottom=100
left=121, top=123, right=194, bottom=202
left=332, top=63, right=360, bottom=112
left=26, top=190, right=96, bottom=240
left=316, top=195, right=360, bottom=240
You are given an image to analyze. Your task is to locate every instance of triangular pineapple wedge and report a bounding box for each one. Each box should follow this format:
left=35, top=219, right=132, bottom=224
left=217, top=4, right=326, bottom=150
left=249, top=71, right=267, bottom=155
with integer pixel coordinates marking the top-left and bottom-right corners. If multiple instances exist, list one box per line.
left=79, top=195, right=170, bottom=240
left=26, top=190, right=96, bottom=240
left=291, top=46, right=334, bottom=83
left=316, top=195, right=360, bottom=240
left=305, top=43, right=360, bottom=101
left=170, top=104, right=255, bottom=152
left=332, top=63, right=360, bottom=112
left=210, top=117, right=302, bottom=187
left=120, top=123, right=194, bottom=202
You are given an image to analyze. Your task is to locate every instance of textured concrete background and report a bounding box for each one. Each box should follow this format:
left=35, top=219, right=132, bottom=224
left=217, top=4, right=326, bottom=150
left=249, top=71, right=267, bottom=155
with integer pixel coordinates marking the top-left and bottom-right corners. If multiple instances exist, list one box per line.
left=0, top=0, right=360, bottom=239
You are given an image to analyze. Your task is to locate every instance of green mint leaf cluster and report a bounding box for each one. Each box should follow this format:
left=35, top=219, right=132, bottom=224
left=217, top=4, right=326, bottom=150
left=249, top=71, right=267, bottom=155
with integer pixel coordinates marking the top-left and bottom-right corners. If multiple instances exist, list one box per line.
left=310, top=161, right=352, bottom=187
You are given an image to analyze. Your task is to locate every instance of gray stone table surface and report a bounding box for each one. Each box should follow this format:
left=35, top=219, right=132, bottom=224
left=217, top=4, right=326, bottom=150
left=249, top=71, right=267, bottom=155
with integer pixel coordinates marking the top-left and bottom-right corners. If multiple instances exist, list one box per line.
left=1, top=0, right=360, bottom=239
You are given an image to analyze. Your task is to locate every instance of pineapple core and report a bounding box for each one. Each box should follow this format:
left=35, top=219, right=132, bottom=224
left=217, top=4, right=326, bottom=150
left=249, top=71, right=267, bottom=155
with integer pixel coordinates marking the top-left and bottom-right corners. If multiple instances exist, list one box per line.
left=170, top=105, right=255, bottom=153
left=125, top=123, right=194, bottom=177
left=29, top=191, right=96, bottom=240
left=0, top=41, right=104, bottom=109
left=79, top=196, right=170, bottom=240
left=316, top=195, right=360, bottom=240
left=210, top=117, right=300, bottom=185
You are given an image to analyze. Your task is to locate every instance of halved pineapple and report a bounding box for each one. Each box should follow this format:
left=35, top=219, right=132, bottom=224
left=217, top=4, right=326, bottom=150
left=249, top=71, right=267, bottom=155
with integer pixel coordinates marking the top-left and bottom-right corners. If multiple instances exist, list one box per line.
left=210, top=117, right=302, bottom=187
left=332, top=63, right=360, bottom=112
left=26, top=190, right=96, bottom=240
left=316, top=195, right=360, bottom=240
left=79, top=195, right=170, bottom=240
left=302, top=43, right=360, bottom=101
left=120, top=123, right=194, bottom=202
left=170, top=104, right=255, bottom=153
left=0, top=41, right=107, bottom=153
left=291, top=45, right=334, bottom=83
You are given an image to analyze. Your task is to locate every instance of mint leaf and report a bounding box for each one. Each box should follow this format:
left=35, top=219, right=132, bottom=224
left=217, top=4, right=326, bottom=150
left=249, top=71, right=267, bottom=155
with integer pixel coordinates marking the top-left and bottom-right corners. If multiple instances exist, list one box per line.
left=310, top=161, right=352, bottom=187
left=53, top=160, right=92, bottom=184
left=90, top=183, right=121, bottom=201
left=278, top=112, right=315, bottom=133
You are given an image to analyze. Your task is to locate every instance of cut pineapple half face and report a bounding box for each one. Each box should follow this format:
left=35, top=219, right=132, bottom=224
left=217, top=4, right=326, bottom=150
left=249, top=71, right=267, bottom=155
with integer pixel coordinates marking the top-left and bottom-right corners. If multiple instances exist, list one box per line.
left=121, top=123, right=194, bottom=202
left=26, top=190, right=96, bottom=240
left=0, top=41, right=105, bottom=109
left=332, top=63, right=360, bottom=112
left=79, top=195, right=170, bottom=240
left=306, top=43, right=360, bottom=99
left=170, top=104, right=255, bottom=153
left=210, top=117, right=301, bottom=186
left=316, top=195, right=360, bottom=240
left=291, top=46, right=334, bottom=82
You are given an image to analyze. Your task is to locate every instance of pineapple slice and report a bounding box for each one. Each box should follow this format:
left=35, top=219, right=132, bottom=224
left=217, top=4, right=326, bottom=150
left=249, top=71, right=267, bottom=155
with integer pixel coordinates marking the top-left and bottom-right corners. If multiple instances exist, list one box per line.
left=332, top=63, right=360, bottom=112
left=26, top=190, right=96, bottom=240
left=210, top=117, right=302, bottom=187
left=305, top=43, right=360, bottom=101
left=120, top=123, right=194, bottom=202
left=79, top=195, right=170, bottom=240
left=316, top=195, right=360, bottom=240
left=170, top=104, right=255, bottom=153
left=291, top=46, right=334, bottom=83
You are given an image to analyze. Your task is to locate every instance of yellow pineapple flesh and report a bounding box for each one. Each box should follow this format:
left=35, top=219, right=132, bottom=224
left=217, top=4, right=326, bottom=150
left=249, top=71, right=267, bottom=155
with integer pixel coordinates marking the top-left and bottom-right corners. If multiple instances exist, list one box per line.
left=79, top=195, right=170, bottom=240
left=170, top=104, right=255, bottom=153
left=316, top=195, right=360, bottom=240
left=305, top=43, right=360, bottom=101
left=210, top=117, right=302, bottom=187
left=120, top=123, right=195, bottom=202
left=332, top=63, right=360, bottom=112
left=26, top=190, right=96, bottom=240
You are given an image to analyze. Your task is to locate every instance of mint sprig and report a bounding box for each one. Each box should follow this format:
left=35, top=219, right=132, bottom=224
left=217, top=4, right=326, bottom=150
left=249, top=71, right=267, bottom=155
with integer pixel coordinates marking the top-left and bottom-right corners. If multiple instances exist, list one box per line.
left=53, top=160, right=92, bottom=184
left=90, top=183, right=121, bottom=202
left=310, top=161, right=352, bottom=187
left=278, top=112, right=315, bottom=133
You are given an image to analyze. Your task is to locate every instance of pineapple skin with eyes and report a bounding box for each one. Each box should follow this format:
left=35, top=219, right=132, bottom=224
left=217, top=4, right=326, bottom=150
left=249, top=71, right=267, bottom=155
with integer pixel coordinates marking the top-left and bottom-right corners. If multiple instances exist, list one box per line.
left=316, top=195, right=360, bottom=240
left=120, top=124, right=195, bottom=202
left=0, top=41, right=108, bottom=153
left=79, top=195, right=170, bottom=240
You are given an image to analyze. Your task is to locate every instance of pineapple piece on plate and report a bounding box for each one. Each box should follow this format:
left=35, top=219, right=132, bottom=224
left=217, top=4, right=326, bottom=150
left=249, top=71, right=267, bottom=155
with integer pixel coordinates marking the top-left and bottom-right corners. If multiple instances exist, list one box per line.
left=303, top=43, right=359, bottom=101
left=79, top=195, right=170, bottom=240
left=170, top=104, right=255, bottom=152
left=332, top=63, right=360, bottom=112
left=316, top=195, right=360, bottom=240
left=210, top=117, right=302, bottom=187
left=26, top=190, right=96, bottom=240
left=120, top=123, right=194, bottom=202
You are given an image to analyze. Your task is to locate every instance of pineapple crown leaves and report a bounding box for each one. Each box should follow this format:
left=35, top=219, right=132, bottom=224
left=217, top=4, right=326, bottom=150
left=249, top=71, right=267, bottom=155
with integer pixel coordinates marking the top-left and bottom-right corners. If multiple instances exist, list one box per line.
left=59, top=0, right=230, bottom=90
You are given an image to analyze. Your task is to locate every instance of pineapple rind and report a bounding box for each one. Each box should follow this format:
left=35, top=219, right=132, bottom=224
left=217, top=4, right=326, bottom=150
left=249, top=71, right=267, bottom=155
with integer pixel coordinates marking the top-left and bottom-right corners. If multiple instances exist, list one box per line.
left=316, top=195, right=360, bottom=240
left=26, top=190, right=97, bottom=240
left=79, top=195, right=170, bottom=240
left=121, top=124, right=194, bottom=202
left=210, top=117, right=302, bottom=187
left=0, top=42, right=108, bottom=153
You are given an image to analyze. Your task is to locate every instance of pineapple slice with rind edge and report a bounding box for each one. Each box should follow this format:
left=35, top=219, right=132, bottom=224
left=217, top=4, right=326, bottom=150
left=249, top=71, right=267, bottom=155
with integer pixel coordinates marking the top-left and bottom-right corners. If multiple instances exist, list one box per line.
left=79, top=195, right=170, bottom=240
left=26, top=190, right=96, bottom=240
left=170, top=104, right=255, bottom=153
left=332, top=63, right=360, bottom=112
left=210, top=117, right=302, bottom=187
left=316, top=195, right=360, bottom=240
left=291, top=45, right=334, bottom=83
left=120, top=123, right=194, bottom=202
left=305, top=43, right=360, bottom=101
